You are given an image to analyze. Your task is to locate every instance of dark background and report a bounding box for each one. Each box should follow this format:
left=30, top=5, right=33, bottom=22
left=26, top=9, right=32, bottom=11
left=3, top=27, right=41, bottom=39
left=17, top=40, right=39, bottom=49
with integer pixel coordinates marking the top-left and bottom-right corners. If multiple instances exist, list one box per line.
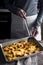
left=0, top=0, right=11, bottom=39
left=0, top=0, right=5, bottom=9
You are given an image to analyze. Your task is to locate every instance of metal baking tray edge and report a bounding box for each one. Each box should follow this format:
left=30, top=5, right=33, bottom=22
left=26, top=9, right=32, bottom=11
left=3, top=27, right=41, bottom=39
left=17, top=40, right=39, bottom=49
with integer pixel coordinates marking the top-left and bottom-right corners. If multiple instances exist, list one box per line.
left=0, top=37, right=43, bottom=63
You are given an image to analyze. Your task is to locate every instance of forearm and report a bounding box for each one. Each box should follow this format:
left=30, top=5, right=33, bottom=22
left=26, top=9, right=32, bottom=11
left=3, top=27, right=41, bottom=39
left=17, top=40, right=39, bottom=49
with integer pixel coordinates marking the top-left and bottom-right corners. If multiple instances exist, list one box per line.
left=36, top=8, right=43, bottom=26
left=4, top=0, right=17, bottom=14
left=33, top=7, right=43, bottom=27
left=6, top=4, right=17, bottom=14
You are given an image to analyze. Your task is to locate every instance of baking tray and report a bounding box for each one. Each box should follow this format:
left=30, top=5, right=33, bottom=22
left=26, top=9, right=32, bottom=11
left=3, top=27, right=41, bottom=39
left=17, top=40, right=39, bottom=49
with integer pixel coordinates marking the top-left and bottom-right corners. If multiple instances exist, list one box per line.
left=0, top=37, right=43, bottom=63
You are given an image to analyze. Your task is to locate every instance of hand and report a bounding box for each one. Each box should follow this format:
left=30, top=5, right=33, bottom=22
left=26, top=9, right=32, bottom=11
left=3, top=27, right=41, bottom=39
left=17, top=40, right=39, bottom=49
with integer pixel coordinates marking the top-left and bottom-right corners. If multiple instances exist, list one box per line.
left=17, top=8, right=26, bottom=18
left=32, top=27, right=38, bottom=36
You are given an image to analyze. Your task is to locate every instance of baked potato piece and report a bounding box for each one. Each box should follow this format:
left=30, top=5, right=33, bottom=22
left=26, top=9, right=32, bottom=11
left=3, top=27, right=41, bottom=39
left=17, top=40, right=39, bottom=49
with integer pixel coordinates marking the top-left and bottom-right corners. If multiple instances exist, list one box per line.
left=3, top=40, right=40, bottom=61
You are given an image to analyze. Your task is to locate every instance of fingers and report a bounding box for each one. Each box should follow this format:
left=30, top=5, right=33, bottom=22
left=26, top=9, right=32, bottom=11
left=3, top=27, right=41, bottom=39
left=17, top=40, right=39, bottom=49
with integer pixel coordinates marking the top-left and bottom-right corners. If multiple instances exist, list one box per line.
left=32, top=28, right=38, bottom=36
left=19, top=9, right=24, bottom=17
left=20, top=9, right=26, bottom=17
left=17, top=8, right=26, bottom=18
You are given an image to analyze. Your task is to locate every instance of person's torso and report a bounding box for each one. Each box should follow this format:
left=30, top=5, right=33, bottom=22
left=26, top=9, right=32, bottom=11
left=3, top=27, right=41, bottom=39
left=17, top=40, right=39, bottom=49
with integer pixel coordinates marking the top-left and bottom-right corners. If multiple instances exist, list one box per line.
left=15, top=0, right=38, bottom=16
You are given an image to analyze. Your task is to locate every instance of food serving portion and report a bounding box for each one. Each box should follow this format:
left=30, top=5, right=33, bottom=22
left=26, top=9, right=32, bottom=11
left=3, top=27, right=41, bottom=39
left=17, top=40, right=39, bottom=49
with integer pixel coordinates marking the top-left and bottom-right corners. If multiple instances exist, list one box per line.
left=3, top=40, right=41, bottom=61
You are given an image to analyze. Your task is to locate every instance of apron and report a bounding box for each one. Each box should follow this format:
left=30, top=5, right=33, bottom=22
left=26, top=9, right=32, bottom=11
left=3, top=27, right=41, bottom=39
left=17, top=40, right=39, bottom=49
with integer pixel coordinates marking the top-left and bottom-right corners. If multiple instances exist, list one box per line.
left=11, top=14, right=41, bottom=41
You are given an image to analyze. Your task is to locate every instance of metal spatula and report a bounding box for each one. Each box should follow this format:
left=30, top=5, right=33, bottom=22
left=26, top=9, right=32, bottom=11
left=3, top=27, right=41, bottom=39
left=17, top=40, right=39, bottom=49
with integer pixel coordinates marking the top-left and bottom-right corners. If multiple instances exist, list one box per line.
left=24, top=18, right=32, bottom=37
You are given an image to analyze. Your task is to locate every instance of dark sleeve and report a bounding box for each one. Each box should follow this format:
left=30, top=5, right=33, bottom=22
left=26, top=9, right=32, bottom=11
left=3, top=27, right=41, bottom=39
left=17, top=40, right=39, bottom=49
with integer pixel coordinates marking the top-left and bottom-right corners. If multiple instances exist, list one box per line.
left=4, top=0, right=18, bottom=14
left=32, top=0, right=43, bottom=27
